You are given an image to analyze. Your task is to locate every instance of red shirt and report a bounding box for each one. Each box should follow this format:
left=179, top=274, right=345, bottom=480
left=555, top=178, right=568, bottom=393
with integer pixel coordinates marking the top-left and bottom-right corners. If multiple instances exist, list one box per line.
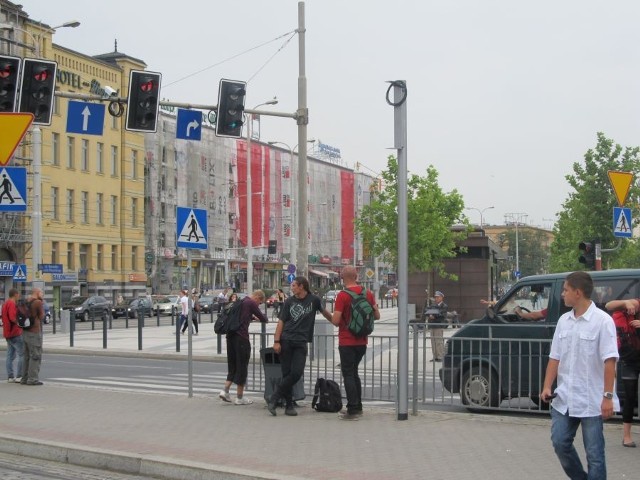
left=1, top=299, right=22, bottom=339
left=334, top=286, right=376, bottom=346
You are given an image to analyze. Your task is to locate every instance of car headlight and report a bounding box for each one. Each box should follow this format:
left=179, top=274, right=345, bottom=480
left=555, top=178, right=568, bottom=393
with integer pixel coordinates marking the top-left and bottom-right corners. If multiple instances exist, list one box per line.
left=74, top=307, right=83, bottom=311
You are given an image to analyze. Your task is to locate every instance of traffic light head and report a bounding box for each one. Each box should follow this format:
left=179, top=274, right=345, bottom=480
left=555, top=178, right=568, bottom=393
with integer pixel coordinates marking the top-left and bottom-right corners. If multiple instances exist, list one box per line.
left=578, top=241, right=595, bottom=270
left=18, top=58, right=57, bottom=125
left=0, top=55, right=21, bottom=113
left=126, top=70, right=162, bottom=132
left=216, top=79, right=246, bottom=138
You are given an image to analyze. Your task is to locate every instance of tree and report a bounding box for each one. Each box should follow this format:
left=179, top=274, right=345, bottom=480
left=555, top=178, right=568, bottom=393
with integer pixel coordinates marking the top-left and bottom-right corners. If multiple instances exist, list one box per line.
left=550, top=133, right=640, bottom=272
left=355, top=156, right=467, bottom=280
left=496, top=228, right=551, bottom=284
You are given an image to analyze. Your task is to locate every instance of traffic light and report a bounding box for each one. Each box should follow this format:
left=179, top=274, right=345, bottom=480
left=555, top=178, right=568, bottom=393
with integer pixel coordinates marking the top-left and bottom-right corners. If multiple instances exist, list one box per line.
left=126, top=70, right=162, bottom=132
left=215, top=79, right=246, bottom=138
left=0, top=55, right=21, bottom=113
left=18, top=58, right=57, bottom=125
left=578, top=241, right=595, bottom=270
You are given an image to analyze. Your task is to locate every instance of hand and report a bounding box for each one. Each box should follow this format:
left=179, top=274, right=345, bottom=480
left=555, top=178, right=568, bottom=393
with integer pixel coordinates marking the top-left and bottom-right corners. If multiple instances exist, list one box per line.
left=273, top=343, right=281, bottom=354
left=629, top=319, right=640, bottom=329
left=601, top=398, right=614, bottom=419
left=624, top=299, right=638, bottom=315
left=540, top=388, right=553, bottom=402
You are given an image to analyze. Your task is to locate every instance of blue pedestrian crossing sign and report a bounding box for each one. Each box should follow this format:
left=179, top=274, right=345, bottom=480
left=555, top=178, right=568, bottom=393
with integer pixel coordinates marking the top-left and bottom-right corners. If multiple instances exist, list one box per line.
left=66, top=101, right=105, bottom=135
left=613, top=207, right=633, bottom=238
left=176, top=207, right=207, bottom=249
left=0, top=167, right=27, bottom=212
left=12, top=263, right=27, bottom=282
left=176, top=109, right=202, bottom=141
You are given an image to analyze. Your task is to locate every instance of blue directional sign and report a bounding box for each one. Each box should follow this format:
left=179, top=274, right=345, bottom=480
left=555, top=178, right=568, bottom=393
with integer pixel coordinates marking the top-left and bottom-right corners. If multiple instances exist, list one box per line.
left=66, top=101, right=105, bottom=135
left=176, top=109, right=202, bottom=141
left=613, top=207, right=633, bottom=238
left=287, top=273, right=296, bottom=284
left=176, top=206, right=207, bottom=249
left=12, top=264, right=27, bottom=282
left=0, top=166, right=27, bottom=212
left=0, top=261, right=15, bottom=276
left=38, top=263, right=63, bottom=274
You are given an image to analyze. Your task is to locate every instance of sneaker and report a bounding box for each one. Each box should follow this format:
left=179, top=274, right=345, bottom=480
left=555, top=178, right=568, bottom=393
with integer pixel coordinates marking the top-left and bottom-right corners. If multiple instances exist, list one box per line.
left=7, top=377, right=14, bottom=383
left=285, top=405, right=298, bottom=416
left=234, top=397, right=253, bottom=405
left=14, top=377, right=21, bottom=383
left=339, top=411, right=362, bottom=421
left=26, top=381, right=44, bottom=386
left=218, top=390, right=232, bottom=403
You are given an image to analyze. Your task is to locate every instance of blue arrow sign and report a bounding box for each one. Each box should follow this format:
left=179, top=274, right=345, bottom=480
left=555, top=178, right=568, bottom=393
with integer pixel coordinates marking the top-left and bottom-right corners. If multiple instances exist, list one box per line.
left=176, top=109, right=202, bottom=141
left=66, top=101, right=105, bottom=135
left=287, top=273, right=296, bottom=284
left=613, top=207, right=633, bottom=238
left=0, top=166, right=27, bottom=212
left=176, top=206, right=208, bottom=249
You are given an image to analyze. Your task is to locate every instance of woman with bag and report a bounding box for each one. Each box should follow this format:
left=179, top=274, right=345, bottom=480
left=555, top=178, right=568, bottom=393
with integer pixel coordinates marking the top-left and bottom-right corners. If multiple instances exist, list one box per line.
left=605, top=298, right=640, bottom=447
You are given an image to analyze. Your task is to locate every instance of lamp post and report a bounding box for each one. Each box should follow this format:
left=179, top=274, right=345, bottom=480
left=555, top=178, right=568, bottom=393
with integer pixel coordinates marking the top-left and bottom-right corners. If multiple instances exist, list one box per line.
left=504, top=212, right=528, bottom=280
left=466, top=206, right=495, bottom=231
left=0, top=20, right=80, bottom=57
left=246, top=98, right=278, bottom=293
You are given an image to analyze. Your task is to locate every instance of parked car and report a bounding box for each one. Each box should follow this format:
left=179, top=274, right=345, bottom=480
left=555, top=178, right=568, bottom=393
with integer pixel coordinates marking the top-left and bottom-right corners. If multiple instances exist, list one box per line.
left=266, top=293, right=278, bottom=308
left=152, top=295, right=176, bottom=316
left=197, top=295, right=218, bottom=313
left=322, top=290, right=338, bottom=305
left=384, top=288, right=398, bottom=299
left=61, top=295, right=112, bottom=322
left=112, top=297, right=153, bottom=319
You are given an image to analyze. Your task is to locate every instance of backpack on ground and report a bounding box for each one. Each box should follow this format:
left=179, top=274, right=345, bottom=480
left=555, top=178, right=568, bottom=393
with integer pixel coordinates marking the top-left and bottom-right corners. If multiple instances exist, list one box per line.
left=16, top=299, right=34, bottom=330
left=343, top=288, right=375, bottom=337
left=311, top=378, right=343, bottom=412
left=214, top=298, right=244, bottom=335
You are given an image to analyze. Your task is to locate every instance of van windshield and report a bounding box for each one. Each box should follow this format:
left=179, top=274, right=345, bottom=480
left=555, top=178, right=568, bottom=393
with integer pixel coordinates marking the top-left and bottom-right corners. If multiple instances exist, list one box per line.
left=497, top=283, right=552, bottom=321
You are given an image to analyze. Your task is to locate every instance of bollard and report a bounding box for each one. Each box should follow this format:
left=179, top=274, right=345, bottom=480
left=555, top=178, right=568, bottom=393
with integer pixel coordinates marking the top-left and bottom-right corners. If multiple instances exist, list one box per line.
left=171, top=306, right=175, bottom=326
left=102, top=310, right=108, bottom=349
left=137, top=307, right=144, bottom=350
left=69, top=313, right=75, bottom=347
left=176, top=313, right=181, bottom=352
left=217, top=333, right=222, bottom=354
left=52, top=308, right=57, bottom=334
left=156, top=307, right=160, bottom=327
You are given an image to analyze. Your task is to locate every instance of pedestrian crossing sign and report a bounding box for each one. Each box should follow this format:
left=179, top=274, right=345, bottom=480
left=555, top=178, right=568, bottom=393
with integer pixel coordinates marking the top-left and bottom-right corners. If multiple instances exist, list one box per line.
left=0, top=166, right=27, bottom=212
left=12, top=263, right=27, bottom=282
left=613, top=207, right=632, bottom=238
left=176, top=207, right=208, bottom=249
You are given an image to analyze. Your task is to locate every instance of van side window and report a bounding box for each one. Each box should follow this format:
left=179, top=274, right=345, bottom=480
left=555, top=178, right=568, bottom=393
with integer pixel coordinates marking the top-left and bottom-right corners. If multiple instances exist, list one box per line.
left=593, top=278, right=640, bottom=311
left=497, top=283, right=552, bottom=322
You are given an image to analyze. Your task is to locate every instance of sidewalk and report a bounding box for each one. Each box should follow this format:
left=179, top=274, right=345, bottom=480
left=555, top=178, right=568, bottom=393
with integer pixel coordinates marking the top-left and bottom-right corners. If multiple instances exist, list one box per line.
left=1, top=311, right=639, bottom=479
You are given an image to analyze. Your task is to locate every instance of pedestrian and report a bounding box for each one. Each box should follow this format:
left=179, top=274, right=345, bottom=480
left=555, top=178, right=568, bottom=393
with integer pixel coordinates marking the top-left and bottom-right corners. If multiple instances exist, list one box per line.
left=274, top=288, right=286, bottom=317
left=179, top=290, right=189, bottom=334
left=604, top=297, right=640, bottom=448
left=540, top=271, right=619, bottom=479
left=427, top=291, right=447, bottom=362
left=181, top=291, right=199, bottom=335
left=21, top=287, right=45, bottom=385
left=330, top=266, right=380, bottom=419
left=2, top=288, right=23, bottom=383
left=219, top=290, right=268, bottom=405
left=217, top=287, right=230, bottom=308
left=268, top=276, right=333, bottom=416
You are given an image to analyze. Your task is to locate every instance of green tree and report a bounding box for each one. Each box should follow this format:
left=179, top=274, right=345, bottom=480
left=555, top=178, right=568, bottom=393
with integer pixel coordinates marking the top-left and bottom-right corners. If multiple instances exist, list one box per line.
left=550, top=133, right=640, bottom=271
left=496, top=228, right=551, bottom=283
left=355, top=156, right=467, bottom=279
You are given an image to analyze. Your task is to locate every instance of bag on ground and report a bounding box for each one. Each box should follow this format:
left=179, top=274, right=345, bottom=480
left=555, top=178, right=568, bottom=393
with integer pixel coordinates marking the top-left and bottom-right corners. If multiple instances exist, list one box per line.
left=343, top=288, right=375, bottom=337
left=214, top=298, right=243, bottom=335
left=16, top=299, right=34, bottom=330
left=311, top=378, right=343, bottom=412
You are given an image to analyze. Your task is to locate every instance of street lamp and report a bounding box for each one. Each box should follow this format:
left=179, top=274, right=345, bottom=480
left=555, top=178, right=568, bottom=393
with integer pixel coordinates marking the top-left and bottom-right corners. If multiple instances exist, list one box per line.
left=466, top=206, right=494, bottom=231
left=246, top=98, right=278, bottom=293
left=504, top=212, right=528, bottom=280
left=0, top=20, right=80, bottom=57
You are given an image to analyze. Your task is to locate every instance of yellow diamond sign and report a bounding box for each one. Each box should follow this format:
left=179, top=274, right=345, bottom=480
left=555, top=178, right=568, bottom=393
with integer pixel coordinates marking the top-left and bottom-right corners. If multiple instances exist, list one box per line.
left=607, top=170, right=634, bottom=207
left=0, top=113, right=34, bottom=166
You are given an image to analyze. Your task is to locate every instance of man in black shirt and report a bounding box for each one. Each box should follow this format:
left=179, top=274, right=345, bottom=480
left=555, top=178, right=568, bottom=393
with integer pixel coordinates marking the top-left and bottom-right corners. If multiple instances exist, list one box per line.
left=268, top=276, right=332, bottom=416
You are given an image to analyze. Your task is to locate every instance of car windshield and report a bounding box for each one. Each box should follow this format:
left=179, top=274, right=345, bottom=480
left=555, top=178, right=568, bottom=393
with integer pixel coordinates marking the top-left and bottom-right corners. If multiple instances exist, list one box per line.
left=199, top=296, right=214, bottom=303
left=66, top=296, right=88, bottom=306
left=154, top=296, right=170, bottom=304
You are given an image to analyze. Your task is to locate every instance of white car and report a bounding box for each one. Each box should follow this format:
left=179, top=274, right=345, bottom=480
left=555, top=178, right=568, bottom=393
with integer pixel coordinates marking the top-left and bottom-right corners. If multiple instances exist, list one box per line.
left=152, top=295, right=177, bottom=316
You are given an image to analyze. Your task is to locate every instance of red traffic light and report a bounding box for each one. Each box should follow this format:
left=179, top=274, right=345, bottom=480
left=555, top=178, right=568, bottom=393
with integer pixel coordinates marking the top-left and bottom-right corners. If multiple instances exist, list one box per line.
left=33, top=67, right=52, bottom=82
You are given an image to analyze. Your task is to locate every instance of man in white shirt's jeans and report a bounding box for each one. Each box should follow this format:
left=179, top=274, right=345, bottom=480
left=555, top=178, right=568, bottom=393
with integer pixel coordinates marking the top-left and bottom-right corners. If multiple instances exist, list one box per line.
left=541, top=271, right=619, bottom=480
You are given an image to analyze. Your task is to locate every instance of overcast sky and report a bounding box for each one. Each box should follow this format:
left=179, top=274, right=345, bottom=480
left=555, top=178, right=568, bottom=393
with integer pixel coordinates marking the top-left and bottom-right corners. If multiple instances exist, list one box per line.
left=18, top=0, right=640, bottom=229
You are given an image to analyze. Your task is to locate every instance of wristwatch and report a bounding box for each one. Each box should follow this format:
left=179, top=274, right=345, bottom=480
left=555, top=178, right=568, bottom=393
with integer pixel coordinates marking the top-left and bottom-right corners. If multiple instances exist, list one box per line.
left=603, top=392, right=614, bottom=399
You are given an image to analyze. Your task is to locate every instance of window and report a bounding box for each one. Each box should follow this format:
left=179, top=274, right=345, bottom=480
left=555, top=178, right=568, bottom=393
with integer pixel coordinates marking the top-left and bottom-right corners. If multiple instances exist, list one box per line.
left=110, top=195, right=117, bottom=225
left=111, top=245, right=118, bottom=271
left=66, top=189, right=74, bottom=222
left=96, top=244, right=103, bottom=271
left=131, top=197, right=137, bottom=227
left=96, top=142, right=104, bottom=174
left=131, top=149, right=138, bottom=179
left=51, top=241, right=58, bottom=264
left=111, top=146, right=118, bottom=176
left=81, top=191, right=89, bottom=223
left=96, top=193, right=103, bottom=225
left=52, top=133, right=60, bottom=166
left=67, top=243, right=75, bottom=270
left=67, top=137, right=75, bottom=169
left=131, top=246, right=138, bottom=271
left=81, top=139, right=89, bottom=171
left=79, top=244, right=90, bottom=270
left=51, top=186, right=59, bottom=220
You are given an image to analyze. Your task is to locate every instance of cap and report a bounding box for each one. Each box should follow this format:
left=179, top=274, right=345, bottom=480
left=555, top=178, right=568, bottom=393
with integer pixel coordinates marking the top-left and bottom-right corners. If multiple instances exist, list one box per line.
left=435, top=291, right=444, bottom=297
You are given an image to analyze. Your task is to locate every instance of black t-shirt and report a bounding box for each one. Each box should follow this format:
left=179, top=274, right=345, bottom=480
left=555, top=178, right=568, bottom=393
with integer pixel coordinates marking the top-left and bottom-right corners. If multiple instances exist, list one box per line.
left=280, top=293, right=324, bottom=343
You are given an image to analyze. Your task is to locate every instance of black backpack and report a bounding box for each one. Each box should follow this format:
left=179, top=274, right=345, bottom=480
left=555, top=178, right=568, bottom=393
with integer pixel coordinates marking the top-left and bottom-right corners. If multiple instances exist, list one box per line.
left=16, top=299, right=34, bottom=329
left=344, top=288, right=375, bottom=337
left=214, top=298, right=244, bottom=335
left=312, top=378, right=343, bottom=412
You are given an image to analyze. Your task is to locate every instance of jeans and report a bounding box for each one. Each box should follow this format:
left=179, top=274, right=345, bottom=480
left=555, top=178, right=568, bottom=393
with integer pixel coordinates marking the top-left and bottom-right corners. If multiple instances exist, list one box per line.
left=550, top=407, right=606, bottom=480
left=5, top=336, right=24, bottom=379
left=275, top=340, right=307, bottom=406
left=22, top=330, right=42, bottom=384
left=339, top=345, right=366, bottom=414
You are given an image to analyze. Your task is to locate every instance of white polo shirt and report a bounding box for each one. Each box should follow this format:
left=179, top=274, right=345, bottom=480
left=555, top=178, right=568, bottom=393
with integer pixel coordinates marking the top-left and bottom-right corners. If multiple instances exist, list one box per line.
left=180, top=294, right=189, bottom=316
left=549, top=301, right=620, bottom=417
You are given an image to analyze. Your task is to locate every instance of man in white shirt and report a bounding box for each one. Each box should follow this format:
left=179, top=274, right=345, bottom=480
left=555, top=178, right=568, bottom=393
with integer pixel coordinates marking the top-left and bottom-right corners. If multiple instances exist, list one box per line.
left=179, top=290, right=189, bottom=334
left=541, top=271, right=619, bottom=479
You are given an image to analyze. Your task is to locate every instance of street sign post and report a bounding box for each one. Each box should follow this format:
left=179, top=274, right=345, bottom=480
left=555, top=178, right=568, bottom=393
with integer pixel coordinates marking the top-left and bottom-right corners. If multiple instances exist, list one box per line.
left=66, top=101, right=105, bottom=135
left=0, top=166, right=27, bottom=212
left=176, top=109, right=202, bottom=141
left=613, top=207, right=633, bottom=238
left=12, top=263, right=27, bottom=282
left=176, top=207, right=207, bottom=250
left=0, top=112, right=34, bottom=166
left=607, top=170, right=633, bottom=207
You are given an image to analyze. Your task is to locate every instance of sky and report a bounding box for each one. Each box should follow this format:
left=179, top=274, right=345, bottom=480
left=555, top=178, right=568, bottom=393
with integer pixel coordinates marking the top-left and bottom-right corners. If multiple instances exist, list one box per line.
left=16, top=0, right=640, bottom=229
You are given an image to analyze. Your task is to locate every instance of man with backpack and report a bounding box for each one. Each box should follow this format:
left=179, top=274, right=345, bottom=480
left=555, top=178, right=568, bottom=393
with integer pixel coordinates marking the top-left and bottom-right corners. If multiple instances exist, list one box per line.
left=330, top=266, right=380, bottom=419
left=2, top=288, right=24, bottom=383
left=21, top=287, right=45, bottom=385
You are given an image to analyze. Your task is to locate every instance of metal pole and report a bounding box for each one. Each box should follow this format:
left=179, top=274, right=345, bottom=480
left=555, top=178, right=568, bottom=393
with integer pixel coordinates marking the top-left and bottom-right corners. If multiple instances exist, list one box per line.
left=296, top=1, right=309, bottom=279
left=247, top=118, right=253, bottom=294
left=32, top=128, right=42, bottom=284
left=187, top=248, right=193, bottom=398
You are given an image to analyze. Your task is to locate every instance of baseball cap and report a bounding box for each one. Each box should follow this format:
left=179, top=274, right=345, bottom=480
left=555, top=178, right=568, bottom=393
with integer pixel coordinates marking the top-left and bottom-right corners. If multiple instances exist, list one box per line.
left=435, top=291, right=444, bottom=297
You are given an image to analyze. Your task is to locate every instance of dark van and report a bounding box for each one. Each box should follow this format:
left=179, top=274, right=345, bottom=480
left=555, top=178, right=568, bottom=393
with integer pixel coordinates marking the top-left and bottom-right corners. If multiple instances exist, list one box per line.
left=439, top=269, right=640, bottom=410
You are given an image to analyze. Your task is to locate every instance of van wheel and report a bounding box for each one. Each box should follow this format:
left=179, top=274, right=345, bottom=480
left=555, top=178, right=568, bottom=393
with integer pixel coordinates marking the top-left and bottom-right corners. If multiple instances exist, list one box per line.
left=461, top=366, right=500, bottom=408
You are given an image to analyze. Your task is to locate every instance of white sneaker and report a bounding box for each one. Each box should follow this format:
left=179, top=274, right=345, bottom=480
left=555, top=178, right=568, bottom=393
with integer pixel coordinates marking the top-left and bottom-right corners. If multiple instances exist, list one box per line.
left=234, top=397, right=253, bottom=405
left=14, top=377, right=21, bottom=383
left=7, top=378, right=14, bottom=383
left=218, top=390, right=232, bottom=403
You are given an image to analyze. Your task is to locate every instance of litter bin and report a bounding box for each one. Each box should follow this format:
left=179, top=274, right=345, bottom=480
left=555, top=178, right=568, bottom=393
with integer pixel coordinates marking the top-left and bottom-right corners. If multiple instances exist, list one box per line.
left=260, top=347, right=305, bottom=404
